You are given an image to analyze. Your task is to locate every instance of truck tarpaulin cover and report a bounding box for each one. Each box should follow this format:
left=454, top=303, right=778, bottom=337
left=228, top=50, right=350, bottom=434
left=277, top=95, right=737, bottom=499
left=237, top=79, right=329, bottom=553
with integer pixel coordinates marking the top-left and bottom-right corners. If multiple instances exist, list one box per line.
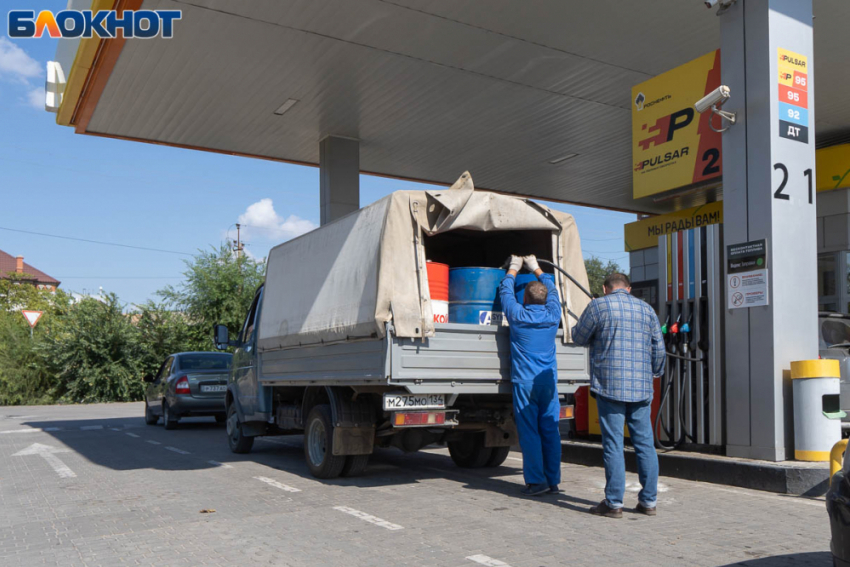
left=258, top=172, right=590, bottom=352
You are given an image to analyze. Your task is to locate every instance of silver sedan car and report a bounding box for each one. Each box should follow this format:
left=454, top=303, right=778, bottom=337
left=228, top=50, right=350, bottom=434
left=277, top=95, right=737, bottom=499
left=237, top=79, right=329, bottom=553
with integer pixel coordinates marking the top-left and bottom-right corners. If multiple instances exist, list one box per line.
left=143, top=352, right=232, bottom=430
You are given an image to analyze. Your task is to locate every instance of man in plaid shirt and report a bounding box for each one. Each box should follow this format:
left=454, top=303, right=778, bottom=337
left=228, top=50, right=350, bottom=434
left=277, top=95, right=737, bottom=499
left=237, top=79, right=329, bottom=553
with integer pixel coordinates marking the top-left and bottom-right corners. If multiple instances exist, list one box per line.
left=571, top=273, right=665, bottom=518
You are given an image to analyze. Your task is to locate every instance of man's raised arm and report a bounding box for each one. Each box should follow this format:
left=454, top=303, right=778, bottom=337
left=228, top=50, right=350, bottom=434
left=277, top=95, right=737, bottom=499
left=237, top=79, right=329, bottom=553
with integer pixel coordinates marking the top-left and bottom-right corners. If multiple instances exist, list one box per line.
left=499, top=255, right=524, bottom=321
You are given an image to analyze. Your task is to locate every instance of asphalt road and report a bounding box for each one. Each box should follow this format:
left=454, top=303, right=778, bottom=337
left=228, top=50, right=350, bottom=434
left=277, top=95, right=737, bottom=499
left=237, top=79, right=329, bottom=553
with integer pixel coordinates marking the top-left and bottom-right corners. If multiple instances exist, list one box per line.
left=0, top=403, right=833, bottom=567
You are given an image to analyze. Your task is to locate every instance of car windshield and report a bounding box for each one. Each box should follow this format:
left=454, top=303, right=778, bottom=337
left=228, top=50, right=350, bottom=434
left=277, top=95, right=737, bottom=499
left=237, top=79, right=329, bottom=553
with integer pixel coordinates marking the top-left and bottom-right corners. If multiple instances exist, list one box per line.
left=178, top=354, right=232, bottom=370
left=820, top=318, right=850, bottom=348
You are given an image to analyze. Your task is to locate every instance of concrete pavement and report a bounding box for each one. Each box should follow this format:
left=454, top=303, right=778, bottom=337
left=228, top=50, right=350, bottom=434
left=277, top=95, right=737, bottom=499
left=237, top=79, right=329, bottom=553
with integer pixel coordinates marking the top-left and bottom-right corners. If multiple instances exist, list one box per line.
left=0, top=403, right=832, bottom=566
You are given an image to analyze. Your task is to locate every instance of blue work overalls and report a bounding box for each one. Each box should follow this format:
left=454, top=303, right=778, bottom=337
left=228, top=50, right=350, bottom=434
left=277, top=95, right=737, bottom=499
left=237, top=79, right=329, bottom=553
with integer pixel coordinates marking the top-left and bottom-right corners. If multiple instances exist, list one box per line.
left=499, top=273, right=562, bottom=487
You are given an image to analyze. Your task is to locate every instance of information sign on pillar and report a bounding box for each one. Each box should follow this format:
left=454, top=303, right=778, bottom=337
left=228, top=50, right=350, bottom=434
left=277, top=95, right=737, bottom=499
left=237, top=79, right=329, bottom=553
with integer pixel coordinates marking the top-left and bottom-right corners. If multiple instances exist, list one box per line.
left=777, top=49, right=810, bottom=144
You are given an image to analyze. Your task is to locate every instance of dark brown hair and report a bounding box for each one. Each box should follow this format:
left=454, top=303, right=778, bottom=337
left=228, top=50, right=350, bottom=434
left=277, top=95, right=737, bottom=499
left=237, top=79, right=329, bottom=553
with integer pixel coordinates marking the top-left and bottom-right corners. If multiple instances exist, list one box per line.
left=603, top=273, right=631, bottom=290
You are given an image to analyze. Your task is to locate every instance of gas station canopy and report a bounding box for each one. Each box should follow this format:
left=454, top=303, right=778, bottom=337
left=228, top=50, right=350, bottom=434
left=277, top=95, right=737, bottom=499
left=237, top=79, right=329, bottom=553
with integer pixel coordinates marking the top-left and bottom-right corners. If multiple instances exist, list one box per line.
left=57, top=0, right=850, bottom=213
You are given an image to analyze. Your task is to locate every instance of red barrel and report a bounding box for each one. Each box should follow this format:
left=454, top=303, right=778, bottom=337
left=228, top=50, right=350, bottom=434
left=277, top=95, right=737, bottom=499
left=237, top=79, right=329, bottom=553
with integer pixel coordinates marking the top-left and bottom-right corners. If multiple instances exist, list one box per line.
left=426, top=261, right=449, bottom=323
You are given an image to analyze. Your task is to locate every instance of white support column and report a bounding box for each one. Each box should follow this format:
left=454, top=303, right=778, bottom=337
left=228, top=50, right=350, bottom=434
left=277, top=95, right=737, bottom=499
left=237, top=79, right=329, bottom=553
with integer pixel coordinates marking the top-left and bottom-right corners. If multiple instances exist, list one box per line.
left=720, top=0, right=818, bottom=461
left=319, top=136, right=360, bottom=225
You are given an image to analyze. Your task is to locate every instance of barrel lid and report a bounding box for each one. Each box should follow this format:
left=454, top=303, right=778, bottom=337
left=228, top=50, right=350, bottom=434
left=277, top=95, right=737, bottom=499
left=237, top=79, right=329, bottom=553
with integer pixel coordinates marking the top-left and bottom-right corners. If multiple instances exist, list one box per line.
left=790, top=359, right=841, bottom=379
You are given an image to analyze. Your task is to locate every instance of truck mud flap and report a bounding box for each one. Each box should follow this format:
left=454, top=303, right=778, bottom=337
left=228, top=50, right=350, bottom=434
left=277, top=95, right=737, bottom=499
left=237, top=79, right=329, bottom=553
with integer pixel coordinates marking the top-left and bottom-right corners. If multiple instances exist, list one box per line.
left=332, top=426, right=375, bottom=456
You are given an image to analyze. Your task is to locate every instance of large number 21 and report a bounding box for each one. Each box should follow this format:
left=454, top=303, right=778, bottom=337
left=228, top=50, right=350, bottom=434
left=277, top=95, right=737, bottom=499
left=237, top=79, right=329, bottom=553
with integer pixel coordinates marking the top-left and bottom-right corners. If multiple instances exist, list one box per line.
left=773, top=163, right=813, bottom=204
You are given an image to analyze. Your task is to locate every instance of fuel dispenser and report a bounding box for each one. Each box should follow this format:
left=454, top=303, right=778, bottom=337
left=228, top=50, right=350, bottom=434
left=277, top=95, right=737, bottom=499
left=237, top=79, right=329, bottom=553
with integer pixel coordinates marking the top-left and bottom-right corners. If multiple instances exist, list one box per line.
left=655, top=225, right=725, bottom=449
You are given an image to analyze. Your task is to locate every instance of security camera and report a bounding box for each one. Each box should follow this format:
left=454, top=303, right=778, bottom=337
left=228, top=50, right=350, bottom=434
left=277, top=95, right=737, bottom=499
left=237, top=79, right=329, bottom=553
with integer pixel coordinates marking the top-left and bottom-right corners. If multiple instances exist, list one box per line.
left=706, top=0, right=736, bottom=13
left=695, top=85, right=731, bottom=114
left=695, top=85, right=737, bottom=133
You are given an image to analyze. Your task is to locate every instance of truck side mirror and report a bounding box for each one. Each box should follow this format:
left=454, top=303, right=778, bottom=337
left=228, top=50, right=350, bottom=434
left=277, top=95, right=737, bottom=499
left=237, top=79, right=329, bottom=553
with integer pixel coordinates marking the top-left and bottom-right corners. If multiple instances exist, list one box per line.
left=213, top=324, right=230, bottom=350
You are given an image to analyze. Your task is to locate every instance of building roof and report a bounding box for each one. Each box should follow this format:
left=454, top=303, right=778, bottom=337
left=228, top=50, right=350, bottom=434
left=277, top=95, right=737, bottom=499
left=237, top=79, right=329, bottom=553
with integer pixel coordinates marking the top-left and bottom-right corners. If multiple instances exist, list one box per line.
left=0, top=250, right=60, bottom=287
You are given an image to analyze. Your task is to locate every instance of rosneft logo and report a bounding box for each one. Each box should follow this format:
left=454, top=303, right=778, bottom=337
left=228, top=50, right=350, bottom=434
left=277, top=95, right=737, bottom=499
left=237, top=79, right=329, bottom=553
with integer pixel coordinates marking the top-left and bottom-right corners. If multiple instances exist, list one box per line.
left=635, top=93, right=671, bottom=113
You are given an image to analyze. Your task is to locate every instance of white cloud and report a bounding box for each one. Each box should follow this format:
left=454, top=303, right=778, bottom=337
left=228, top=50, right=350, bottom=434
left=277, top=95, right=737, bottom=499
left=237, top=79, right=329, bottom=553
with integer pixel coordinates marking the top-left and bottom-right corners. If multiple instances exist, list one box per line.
left=237, top=198, right=317, bottom=242
left=25, top=86, right=43, bottom=109
left=0, top=37, right=41, bottom=82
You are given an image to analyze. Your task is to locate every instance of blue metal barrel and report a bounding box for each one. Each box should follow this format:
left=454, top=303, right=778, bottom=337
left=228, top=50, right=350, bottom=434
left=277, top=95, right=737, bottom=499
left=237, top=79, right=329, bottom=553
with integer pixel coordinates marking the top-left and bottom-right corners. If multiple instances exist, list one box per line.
left=448, top=267, right=506, bottom=324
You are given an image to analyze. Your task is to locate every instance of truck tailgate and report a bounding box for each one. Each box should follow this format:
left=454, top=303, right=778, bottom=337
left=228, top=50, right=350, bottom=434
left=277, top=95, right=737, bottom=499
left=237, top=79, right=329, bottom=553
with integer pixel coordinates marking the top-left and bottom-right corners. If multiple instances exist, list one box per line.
left=389, top=323, right=589, bottom=394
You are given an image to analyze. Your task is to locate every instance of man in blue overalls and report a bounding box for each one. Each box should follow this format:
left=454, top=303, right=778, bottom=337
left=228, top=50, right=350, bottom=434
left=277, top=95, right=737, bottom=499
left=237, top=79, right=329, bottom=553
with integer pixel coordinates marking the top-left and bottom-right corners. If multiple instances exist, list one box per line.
left=499, top=254, right=562, bottom=496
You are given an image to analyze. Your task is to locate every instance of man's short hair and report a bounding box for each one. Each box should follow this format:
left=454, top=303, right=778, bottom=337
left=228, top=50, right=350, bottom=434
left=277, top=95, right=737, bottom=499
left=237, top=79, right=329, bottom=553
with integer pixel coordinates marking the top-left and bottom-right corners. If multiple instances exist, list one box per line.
left=524, top=281, right=548, bottom=305
left=603, top=273, right=631, bottom=290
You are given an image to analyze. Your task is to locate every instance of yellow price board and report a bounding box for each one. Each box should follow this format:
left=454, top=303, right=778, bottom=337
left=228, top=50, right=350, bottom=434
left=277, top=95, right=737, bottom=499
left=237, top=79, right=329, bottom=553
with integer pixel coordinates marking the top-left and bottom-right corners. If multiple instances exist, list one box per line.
left=632, top=50, right=723, bottom=199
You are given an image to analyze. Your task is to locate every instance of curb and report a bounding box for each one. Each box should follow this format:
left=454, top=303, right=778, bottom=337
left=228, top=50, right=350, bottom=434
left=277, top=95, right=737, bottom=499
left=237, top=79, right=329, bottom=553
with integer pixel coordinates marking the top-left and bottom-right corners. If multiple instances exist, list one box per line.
left=561, top=440, right=830, bottom=496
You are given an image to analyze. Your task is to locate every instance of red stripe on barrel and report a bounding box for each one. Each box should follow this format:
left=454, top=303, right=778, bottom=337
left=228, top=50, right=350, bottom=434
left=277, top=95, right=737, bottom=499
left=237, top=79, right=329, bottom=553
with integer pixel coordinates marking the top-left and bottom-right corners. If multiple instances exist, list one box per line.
left=426, top=262, right=449, bottom=301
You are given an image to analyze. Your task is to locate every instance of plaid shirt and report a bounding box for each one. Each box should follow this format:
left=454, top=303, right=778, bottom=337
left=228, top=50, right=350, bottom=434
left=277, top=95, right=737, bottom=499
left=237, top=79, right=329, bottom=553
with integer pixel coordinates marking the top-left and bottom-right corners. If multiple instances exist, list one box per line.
left=571, top=289, right=665, bottom=402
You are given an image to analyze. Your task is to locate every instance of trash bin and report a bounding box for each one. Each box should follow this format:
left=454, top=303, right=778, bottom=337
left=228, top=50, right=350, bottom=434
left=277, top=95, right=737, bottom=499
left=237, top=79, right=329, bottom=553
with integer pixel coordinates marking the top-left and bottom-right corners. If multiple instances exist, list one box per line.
left=791, top=359, right=845, bottom=462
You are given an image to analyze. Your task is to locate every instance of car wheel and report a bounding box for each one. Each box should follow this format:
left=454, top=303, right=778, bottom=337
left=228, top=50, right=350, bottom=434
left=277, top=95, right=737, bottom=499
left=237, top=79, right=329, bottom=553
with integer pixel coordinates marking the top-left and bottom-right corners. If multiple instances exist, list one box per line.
left=304, top=404, right=346, bottom=479
left=448, top=432, right=493, bottom=468
left=226, top=404, right=254, bottom=454
left=144, top=402, right=159, bottom=425
left=341, top=454, right=370, bottom=477
left=163, top=402, right=178, bottom=430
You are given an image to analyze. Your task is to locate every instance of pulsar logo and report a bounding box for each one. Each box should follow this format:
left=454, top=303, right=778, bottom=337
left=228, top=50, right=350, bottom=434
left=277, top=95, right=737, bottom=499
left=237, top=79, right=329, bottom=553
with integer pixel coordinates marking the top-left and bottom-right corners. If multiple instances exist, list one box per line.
left=635, top=107, right=694, bottom=172
left=8, top=9, right=182, bottom=39
left=637, top=108, right=694, bottom=151
left=780, top=54, right=806, bottom=69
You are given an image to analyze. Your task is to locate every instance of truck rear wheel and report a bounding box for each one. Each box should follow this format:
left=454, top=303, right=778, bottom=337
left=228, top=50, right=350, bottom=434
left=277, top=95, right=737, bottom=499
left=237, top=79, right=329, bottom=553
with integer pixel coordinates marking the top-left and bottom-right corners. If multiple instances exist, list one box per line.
left=341, top=455, right=370, bottom=477
left=304, top=404, right=346, bottom=479
left=448, top=433, right=493, bottom=468
left=227, top=404, right=254, bottom=454
left=485, top=446, right=511, bottom=468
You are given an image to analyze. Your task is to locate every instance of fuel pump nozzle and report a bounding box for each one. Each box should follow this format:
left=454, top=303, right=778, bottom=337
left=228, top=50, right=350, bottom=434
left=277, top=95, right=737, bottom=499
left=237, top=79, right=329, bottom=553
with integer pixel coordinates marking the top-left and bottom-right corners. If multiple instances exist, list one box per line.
left=680, top=312, right=694, bottom=354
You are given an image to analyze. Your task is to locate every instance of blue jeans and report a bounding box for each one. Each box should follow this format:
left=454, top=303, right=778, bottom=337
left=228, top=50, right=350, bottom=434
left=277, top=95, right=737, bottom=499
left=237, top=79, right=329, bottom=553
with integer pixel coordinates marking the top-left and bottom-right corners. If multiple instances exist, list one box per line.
left=512, top=378, right=561, bottom=486
left=596, top=395, right=658, bottom=509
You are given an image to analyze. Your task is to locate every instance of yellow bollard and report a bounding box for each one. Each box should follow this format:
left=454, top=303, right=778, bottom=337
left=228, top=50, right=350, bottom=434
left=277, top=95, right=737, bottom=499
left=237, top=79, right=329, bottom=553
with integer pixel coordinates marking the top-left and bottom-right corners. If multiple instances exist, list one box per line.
left=831, top=439, right=848, bottom=478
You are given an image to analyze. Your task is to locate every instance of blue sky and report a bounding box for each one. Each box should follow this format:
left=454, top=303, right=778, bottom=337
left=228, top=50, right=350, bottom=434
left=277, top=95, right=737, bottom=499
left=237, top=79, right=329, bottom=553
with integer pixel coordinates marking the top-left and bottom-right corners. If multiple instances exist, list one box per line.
left=0, top=8, right=632, bottom=307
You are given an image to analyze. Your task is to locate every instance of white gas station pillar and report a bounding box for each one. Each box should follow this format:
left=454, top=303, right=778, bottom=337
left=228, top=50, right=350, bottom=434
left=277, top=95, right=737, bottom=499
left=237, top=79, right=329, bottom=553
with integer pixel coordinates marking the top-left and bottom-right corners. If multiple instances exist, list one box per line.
left=720, top=0, right=818, bottom=461
left=319, top=136, right=360, bottom=225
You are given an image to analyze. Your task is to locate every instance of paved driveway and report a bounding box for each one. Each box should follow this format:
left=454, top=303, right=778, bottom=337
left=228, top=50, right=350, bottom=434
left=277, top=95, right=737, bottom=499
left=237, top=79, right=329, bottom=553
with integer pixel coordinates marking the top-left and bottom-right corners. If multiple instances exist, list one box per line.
left=0, top=403, right=832, bottom=567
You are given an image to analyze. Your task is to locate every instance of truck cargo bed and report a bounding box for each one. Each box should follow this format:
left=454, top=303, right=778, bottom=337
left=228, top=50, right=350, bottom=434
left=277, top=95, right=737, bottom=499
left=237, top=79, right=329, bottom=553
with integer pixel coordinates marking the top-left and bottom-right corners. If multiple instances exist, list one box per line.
left=259, top=323, right=589, bottom=395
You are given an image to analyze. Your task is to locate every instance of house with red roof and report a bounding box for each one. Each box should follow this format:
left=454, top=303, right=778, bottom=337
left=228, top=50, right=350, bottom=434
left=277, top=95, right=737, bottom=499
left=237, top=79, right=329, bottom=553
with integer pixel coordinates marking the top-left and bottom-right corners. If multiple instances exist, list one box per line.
left=0, top=250, right=60, bottom=292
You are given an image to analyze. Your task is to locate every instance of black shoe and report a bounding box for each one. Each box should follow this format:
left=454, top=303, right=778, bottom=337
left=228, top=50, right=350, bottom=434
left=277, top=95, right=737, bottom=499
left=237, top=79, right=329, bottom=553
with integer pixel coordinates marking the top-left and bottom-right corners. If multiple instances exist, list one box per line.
left=548, top=485, right=563, bottom=494
left=635, top=502, right=657, bottom=516
left=520, top=483, right=549, bottom=496
left=589, top=500, right=623, bottom=518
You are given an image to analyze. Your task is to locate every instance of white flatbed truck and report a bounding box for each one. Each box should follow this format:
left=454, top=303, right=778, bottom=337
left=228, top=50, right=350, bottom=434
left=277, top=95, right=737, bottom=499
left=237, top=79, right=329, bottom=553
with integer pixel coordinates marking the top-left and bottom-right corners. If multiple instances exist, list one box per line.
left=214, top=175, right=591, bottom=478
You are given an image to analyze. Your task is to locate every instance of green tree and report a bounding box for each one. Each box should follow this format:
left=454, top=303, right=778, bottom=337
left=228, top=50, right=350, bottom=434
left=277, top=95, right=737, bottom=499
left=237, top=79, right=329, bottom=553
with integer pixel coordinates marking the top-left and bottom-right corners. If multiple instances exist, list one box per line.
left=0, top=279, right=71, bottom=405
left=133, top=302, right=193, bottom=378
left=584, top=256, right=625, bottom=297
left=43, top=294, right=145, bottom=403
left=157, top=245, right=265, bottom=350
